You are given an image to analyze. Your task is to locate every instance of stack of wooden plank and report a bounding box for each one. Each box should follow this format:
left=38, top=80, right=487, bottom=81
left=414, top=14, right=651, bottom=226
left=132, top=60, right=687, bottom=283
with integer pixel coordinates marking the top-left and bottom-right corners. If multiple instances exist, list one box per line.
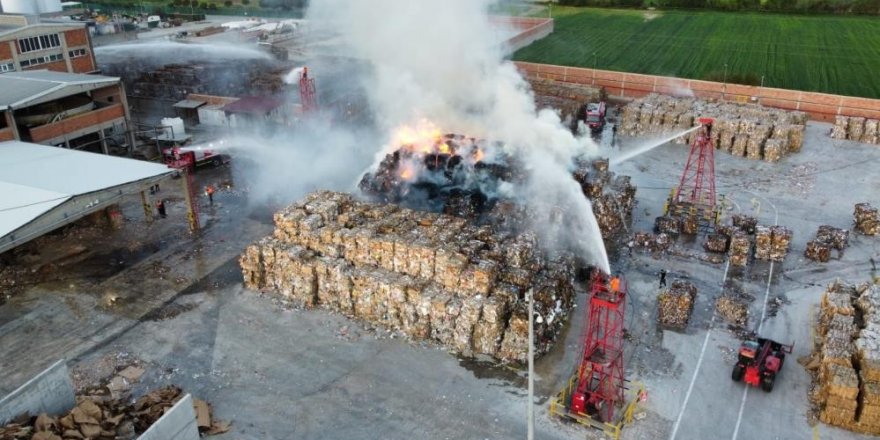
left=619, top=93, right=808, bottom=161
left=854, top=203, right=880, bottom=235
left=812, top=280, right=880, bottom=434
left=657, top=280, right=698, bottom=329
left=241, top=191, right=577, bottom=362
left=831, top=116, right=880, bottom=145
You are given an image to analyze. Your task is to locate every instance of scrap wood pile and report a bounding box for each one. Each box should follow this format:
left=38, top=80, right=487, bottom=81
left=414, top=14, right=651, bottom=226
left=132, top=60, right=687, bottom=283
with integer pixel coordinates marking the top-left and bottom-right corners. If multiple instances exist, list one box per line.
left=806, top=225, right=850, bottom=262
left=527, top=77, right=603, bottom=120
left=240, top=191, right=577, bottom=362
left=657, top=280, right=698, bottom=329
left=855, top=203, right=880, bottom=236
left=619, top=93, right=807, bottom=162
left=0, top=386, right=228, bottom=440
left=807, top=280, right=880, bottom=434
left=754, top=225, right=792, bottom=262
left=830, top=116, right=880, bottom=145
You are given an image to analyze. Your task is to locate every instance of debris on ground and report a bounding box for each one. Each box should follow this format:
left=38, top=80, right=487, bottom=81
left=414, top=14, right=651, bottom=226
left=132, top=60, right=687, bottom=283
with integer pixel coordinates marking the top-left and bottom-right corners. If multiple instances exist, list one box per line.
left=657, top=280, right=697, bottom=330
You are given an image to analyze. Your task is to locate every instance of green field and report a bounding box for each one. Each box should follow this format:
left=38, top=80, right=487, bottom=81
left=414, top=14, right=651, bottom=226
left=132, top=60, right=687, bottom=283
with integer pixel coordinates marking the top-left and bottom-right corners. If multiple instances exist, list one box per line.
left=513, top=7, right=880, bottom=98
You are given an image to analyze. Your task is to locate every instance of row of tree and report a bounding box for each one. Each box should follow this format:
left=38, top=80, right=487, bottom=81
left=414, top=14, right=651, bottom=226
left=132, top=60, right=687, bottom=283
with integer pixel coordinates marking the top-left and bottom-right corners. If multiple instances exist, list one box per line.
left=556, top=0, right=880, bottom=14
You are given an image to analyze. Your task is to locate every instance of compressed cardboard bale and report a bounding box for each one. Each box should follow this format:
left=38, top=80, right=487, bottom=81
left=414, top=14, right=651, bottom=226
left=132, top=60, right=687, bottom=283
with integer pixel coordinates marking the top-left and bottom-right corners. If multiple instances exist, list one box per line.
left=655, top=215, right=681, bottom=234
left=754, top=226, right=772, bottom=261
left=806, top=240, right=832, bottom=262
left=831, top=116, right=849, bottom=140
left=732, top=214, right=758, bottom=234
left=763, top=138, right=785, bottom=163
left=680, top=214, right=699, bottom=235
left=716, top=295, right=748, bottom=326
left=864, top=119, right=879, bottom=144
left=729, top=231, right=751, bottom=267
left=769, top=226, right=792, bottom=262
left=704, top=233, right=730, bottom=253
left=821, top=363, right=859, bottom=400
left=862, top=381, right=880, bottom=405
left=452, top=296, right=483, bottom=352
left=826, top=395, right=859, bottom=411
left=746, top=135, right=764, bottom=160
left=657, top=280, right=697, bottom=329
left=789, top=125, right=805, bottom=152
left=848, top=117, right=866, bottom=143
left=498, top=304, right=529, bottom=362
left=854, top=203, right=880, bottom=235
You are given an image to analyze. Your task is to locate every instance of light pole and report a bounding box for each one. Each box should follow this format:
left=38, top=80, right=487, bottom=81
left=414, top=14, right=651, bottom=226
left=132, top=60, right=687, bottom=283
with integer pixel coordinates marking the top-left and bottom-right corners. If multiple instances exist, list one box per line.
left=527, top=288, right=534, bottom=440
left=723, top=63, right=728, bottom=83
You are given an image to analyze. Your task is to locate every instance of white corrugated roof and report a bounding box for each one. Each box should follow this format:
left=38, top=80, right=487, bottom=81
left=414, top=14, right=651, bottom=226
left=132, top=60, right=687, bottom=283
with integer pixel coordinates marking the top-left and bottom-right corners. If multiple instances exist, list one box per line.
left=0, top=70, right=120, bottom=110
left=0, top=141, right=173, bottom=240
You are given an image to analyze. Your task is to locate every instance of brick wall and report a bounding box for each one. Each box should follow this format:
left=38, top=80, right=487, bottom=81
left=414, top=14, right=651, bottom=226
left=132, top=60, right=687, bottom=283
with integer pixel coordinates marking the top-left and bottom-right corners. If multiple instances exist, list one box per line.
left=29, top=104, right=124, bottom=143
left=91, top=85, right=123, bottom=105
left=23, top=60, right=68, bottom=73
left=63, top=29, right=89, bottom=47
left=70, top=54, right=95, bottom=73
left=515, top=62, right=880, bottom=122
left=0, top=41, right=11, bottom=61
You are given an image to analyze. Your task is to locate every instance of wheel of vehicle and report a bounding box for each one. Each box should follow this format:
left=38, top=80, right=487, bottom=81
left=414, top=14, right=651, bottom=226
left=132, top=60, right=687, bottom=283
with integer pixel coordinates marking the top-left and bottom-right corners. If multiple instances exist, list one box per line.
left=731, top=365, right=744, bottom=382
left=761, top=376, right=775, bottom=392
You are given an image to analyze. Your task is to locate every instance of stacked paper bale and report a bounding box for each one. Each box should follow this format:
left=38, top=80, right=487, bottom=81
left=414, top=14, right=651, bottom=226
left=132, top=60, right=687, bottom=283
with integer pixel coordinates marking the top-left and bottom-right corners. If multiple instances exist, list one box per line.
left=755, top=226, right=772, bottom=261
left=769, top=226, right=793, bottom=262
left=241, top=191, right=576, bottom=362
left=703, top=233, right=730, bottom=253
left=657, top=280, right=698, bottom=329
left=854, top=203, right=880, bottom=235
left=731, top=214, right=758, bottom=234
left=831, top=116, right=880, bottom=145
left=618, top=93, right=808, bottom=160
left=528, top=78, right=603, bottom=120
left=572, top=159, right=637, bottom=238
left=716, top=295, right=749, bottom=326
left=806, top=225, right=849, bottom=262
left=812, top=280, right=880, bottom=434
left=729, top=231, right=751, bottom=267
left=631, top=232, right=673, bottom=253
left=654, top=216, right=682, bottom=235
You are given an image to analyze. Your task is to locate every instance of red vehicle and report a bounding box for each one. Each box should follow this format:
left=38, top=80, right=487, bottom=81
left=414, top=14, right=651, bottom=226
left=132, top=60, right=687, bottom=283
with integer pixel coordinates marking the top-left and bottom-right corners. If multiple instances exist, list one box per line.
left=731, top=337, right=793, bottom=392
left=162, top=143, right=229, bottom=171
left=585, top=101, right=606, bottom=133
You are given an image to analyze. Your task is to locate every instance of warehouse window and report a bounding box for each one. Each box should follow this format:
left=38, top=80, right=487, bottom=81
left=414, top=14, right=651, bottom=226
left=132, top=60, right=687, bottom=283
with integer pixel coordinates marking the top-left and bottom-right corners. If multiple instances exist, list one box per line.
left=20, top=53, right=64, bottom=67
left=0, top=62, right=14, bottom=73
left=18, top=33, right=61, bottom=53
left=68, top=48, right=87, bottom=58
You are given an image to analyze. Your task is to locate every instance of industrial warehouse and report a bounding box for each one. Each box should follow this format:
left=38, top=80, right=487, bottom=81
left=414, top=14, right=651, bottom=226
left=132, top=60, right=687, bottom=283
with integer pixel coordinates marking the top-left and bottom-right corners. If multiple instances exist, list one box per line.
left=1, top=0, right=879, bottom=439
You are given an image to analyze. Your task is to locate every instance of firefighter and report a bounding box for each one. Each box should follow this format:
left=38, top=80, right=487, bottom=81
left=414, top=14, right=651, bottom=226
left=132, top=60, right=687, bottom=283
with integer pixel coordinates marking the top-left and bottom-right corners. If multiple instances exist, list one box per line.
left=659, top=269, right=667, bottom=288
left=156, top=199, right=166, bottom=218
left=205, top=184, right=215, bottom=205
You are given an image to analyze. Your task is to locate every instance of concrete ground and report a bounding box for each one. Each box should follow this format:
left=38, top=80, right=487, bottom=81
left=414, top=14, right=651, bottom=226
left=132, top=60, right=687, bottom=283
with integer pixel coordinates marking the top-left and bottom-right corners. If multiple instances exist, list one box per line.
left=1, top=119, right=879, bottom=439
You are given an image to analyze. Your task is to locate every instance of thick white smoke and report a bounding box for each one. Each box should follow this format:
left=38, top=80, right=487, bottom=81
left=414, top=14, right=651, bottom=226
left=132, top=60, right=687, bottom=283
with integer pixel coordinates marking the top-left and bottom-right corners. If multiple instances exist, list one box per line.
left=307, top=0, right=610, bottom=272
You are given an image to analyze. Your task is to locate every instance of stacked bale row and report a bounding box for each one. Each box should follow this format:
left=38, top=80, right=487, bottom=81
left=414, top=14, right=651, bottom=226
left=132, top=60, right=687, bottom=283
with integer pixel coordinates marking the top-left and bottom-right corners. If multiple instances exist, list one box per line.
left=754, top=225, right=792, bottom=262
left=855, top=203, right=880, bottom=235
left=572, top=158, right=637, bottom=238
left=830, top=116, right=880, bottom=145
left=806, top=225, right=850, bottom=262
left=240, top=191, right=576, bottom=362
left=528, top=78, right=603, bottom=120
left=812, top=280, right=880, bottom=434
left=657, top=280, right=698, bottom=329
left=620, top=94, right=807, bottom=162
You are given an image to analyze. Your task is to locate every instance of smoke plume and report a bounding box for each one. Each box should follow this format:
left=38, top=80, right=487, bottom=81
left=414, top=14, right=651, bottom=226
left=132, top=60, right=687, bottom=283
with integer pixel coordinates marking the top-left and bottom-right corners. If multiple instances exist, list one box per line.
left=307, top=0, right=609, bottom=272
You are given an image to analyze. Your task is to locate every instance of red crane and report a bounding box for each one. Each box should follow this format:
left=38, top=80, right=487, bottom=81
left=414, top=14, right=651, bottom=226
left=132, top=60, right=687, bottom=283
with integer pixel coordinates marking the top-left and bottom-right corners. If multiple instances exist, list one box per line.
left=299, top=66, right=318, bottom=114
left=666, top=118, right=721, bottom=229
left=571, top=270, right=627, bottom=423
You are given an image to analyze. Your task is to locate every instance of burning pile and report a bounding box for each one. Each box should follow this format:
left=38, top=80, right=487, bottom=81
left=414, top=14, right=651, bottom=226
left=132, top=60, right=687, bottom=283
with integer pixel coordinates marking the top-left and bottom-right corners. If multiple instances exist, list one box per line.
left=855, top=203, right=880, bottom=235
left=240, top=191, right=576, bottom=362
left=808, top=280, right=880, bottom=434
left=619, top=94, right=807, bottom=162
left=657, top=280, right=698, bottom=329
left=806, top=225, right=850, bottom=262
left=358, top=127, right=635, bottom=240
left=830, top=116, right=880, bottom=145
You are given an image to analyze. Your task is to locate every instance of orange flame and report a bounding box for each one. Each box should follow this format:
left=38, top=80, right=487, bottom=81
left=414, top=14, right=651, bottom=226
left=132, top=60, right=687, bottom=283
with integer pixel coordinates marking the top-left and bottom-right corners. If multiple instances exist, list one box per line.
left=438, top=143, right=451, bottom=154
left=392, top=120, right=442, bottom=155
left=473, top=148, right=485, bottom=162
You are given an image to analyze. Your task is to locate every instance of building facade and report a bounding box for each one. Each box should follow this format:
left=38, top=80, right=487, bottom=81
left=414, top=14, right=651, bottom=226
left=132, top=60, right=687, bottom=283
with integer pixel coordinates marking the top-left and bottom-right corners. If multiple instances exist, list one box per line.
left=0, top=16, right=97, bottom=75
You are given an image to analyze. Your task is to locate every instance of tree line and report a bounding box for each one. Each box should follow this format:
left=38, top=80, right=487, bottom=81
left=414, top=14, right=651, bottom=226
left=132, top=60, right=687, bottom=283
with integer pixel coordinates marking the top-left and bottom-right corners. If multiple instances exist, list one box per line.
left=555, top=0, right=880, bottom=14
